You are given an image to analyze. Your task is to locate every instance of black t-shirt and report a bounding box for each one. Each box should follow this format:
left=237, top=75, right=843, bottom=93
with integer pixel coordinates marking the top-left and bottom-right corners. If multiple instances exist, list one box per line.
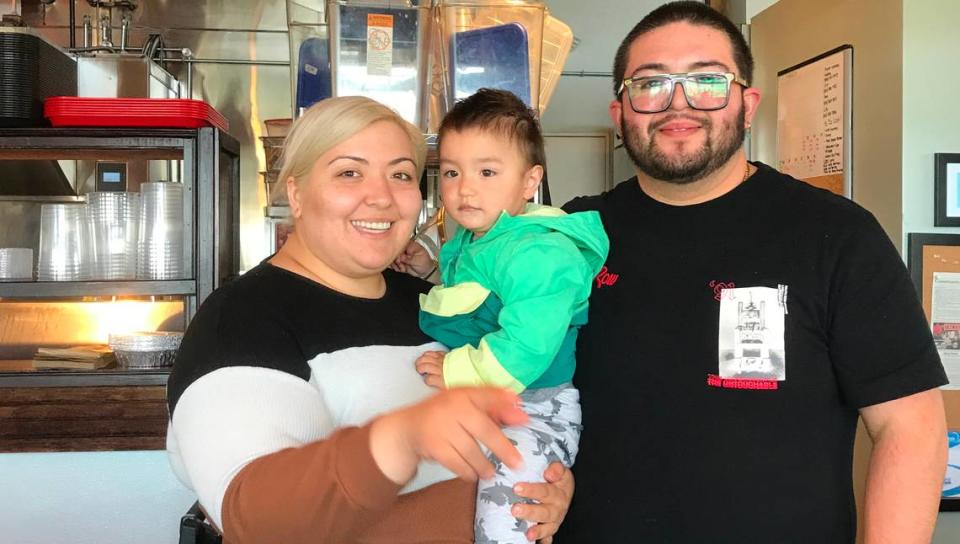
left=558, top=163, right=946, bottom=543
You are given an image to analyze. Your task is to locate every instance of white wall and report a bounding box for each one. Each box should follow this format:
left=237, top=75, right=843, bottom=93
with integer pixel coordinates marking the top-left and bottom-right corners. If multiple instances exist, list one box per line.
left=746, top=0, right=780, bottom=20
left=0, top=451, right=195, bottom=544
left=901, top=0, right=960, bottom=245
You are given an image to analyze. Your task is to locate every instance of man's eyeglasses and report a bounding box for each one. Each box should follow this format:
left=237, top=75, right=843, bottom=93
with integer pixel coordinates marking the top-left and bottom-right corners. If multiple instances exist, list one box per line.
left=617, top=72, right=748, bottom=113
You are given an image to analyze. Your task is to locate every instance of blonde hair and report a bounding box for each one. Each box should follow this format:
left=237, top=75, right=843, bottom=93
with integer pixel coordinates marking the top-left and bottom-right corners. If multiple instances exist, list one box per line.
left=277, top=96, right=426, bottom=191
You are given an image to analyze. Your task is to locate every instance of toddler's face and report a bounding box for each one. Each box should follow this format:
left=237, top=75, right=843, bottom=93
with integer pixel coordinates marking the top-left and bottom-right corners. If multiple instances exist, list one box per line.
left=438, top=127, right=542, bottom=237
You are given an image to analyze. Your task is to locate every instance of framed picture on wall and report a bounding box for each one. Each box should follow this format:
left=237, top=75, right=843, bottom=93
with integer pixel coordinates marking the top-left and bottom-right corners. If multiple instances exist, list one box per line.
left=934, top=153, right=960, bottom=226
left=910, top=235, right=960, bottom=511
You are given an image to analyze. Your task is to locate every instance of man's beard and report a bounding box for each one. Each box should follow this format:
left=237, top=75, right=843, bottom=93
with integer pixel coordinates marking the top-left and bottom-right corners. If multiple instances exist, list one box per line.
left=622, top=105, right=745, bottom=185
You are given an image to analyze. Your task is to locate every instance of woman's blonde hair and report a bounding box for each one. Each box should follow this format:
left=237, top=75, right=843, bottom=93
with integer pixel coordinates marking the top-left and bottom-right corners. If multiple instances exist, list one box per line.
left=277, top=96, right=426, bottom=190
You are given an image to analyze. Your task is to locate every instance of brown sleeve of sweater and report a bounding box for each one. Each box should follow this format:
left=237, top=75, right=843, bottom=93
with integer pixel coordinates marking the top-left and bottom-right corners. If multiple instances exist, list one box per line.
left=220, top=423, right=474, bottom=544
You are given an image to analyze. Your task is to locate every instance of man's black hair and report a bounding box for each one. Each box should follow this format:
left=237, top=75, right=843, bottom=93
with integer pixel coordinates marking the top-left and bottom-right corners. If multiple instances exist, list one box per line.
left=612, top=1, right=754, bottom=96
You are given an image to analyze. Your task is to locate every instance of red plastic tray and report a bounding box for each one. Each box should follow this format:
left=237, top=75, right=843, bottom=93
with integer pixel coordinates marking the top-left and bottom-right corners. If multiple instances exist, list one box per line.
left=44, top=97, right=229, bottom=132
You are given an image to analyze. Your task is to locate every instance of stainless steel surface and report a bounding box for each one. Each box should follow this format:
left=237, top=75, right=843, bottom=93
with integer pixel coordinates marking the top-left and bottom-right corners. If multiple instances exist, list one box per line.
left=0, top=279, right=196, bottom=298
left=264, top=205, right=290, bottom=218
left=97, top=12, right=109, bottom=45
left=119, top=14, right=127, bottom=49
left=163, top=55, right=288, bottom=66
left=0, top=201, right=42, bottom=251
left=82, top=13, right=90, bottom=46
left=76, top=54, right=179, bottom=97
left=0, top=195, right=85, bottom=202
left=560, top=70, right=612, bottom=77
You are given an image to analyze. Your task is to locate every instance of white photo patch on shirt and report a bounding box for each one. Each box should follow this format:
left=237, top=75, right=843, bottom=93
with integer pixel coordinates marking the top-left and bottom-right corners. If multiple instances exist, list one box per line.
left=717, top=286, right=787, bottom=382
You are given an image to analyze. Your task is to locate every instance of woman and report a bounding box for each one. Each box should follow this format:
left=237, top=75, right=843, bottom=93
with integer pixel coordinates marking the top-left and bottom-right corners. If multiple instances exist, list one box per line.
left=166, top=96, right=572, bottom=543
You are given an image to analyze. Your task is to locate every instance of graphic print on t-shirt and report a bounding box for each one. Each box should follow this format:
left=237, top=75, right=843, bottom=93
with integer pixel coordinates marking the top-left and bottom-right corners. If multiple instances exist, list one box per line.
left=717, top=286, right=786, bottom=381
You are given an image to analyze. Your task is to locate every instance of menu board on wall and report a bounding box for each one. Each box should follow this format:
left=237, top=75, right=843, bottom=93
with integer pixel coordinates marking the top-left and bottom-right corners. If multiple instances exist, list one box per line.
left=776, top=45, right=853, bottom=197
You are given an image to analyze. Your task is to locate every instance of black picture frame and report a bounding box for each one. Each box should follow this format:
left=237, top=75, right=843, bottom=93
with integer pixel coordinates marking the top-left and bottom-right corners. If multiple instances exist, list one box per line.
left=908, top=233, right=960, bottom=297
left=934, top=153, right=960, bottom=226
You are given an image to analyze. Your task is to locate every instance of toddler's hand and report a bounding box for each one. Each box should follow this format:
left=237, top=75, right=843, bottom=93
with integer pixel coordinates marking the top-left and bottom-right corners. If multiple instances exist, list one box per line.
left=415, top=350, right=446, bottom=389
left=391, top=239, right=437, bottom=279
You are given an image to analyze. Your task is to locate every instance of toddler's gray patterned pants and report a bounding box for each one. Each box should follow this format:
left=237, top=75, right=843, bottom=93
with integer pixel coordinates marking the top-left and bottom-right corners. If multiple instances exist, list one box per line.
left=475, top=384, right=581, bottom=544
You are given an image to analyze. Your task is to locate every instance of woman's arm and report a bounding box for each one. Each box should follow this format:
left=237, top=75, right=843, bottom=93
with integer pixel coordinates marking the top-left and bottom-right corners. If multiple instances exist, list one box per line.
left=219, top=424, right=403, bottom=543
left=170, top=366, right=398, bottom=543
left=222, top=388, right=530, bottom=543
left=170, top=367, right=528, bottom=543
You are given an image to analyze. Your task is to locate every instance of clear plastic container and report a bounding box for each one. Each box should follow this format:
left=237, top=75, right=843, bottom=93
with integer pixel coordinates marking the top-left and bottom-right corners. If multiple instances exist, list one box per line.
left=87, top=192, right=140, bottom=280
left=539, top=14, right=573, bottom=115
left=327, top=0, right=433, bottom=130
left=37, top=203, right=92, bottom=282
left=0, top=248, right=33, bottom=281
left=287, top=0, right=332, bottom=118
left=137, top=182, right=185, bottom=280
left=436, top=0, right=546, bottom=116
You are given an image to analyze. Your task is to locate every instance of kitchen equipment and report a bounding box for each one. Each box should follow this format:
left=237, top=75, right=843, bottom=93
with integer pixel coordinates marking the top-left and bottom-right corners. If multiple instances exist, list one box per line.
left=539, top=15, right=573, bottom=115
left=327, top=0, right=433, bottom=130
left=296, top=37, right=332, bottom=114
left=436, top=0, right=546, bottom=116
left=451, top=23, right=532, bottom=106
left=263, top=118, right=293, bottom=137
left=260, top=136, right=286, bottom=171
left=44, top=97, right=229, bottom=131
left=0, top=30, right=77, bottom=128
left=261, top=170, right=288, bottom=206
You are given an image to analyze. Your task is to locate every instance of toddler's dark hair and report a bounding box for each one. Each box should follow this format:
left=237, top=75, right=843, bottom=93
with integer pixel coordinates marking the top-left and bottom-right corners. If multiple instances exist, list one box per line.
left=438, top=88, right=545, bottom=168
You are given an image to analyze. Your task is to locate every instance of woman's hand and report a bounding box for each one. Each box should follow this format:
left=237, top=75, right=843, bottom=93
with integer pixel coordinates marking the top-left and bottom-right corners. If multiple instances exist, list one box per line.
left=369, top=387, right=528, bottom=485
left=415, top=350, right=446, bottom=389
left=512, top=462, right=575, bottom=543
left=391, top=239, right=436, bottom=279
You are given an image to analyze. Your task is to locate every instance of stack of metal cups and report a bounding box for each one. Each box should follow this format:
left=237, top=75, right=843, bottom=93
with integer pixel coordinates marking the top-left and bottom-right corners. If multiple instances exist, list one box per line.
left=88, top=192, right=140, bottom=280
left=137, top=181, right=185, bottom=280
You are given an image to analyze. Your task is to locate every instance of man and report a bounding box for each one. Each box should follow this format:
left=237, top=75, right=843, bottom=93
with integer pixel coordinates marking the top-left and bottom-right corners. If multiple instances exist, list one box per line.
left=559, top=2, right=948, bottom=542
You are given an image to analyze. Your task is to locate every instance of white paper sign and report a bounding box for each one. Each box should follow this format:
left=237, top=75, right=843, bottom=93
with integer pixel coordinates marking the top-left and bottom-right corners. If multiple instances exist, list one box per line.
left=931, top=272, right=960, bottom=389
left=366, top=13, right=394, bottom=77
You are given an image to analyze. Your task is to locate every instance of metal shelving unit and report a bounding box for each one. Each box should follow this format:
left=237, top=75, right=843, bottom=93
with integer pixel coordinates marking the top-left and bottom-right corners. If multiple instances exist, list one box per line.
left=0, top=126, right=240, bottom=388
left=0, top=280, right=197, bottom=299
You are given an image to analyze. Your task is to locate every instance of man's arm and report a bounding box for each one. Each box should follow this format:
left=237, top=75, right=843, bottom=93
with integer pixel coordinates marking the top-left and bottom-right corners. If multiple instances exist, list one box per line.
left=860, top=388, right=947, bottom=544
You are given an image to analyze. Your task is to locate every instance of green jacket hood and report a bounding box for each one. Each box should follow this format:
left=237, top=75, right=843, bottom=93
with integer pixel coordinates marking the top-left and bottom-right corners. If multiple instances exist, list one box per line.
left=482, top=204, right=609, bottom=275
